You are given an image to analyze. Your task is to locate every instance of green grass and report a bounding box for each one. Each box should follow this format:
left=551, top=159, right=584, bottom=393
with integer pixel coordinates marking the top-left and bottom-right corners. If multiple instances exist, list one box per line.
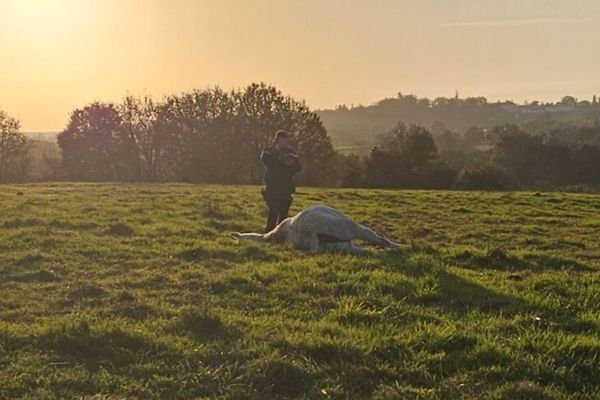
left=1, top=183, right=599, bottom=399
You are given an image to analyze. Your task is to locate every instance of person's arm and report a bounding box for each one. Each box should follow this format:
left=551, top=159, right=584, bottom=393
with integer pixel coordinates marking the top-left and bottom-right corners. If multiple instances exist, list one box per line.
left=260, top=147, right=279, bottom=167
left=287, top=152, right=302, bottom=174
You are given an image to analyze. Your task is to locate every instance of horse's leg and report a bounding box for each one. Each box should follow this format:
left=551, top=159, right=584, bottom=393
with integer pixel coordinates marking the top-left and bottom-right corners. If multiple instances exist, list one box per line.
left=325, top=241, right=371, bottom=255
left=295, top=231, right=320, bottom=252
left=354, top=225, right=401, bottom=249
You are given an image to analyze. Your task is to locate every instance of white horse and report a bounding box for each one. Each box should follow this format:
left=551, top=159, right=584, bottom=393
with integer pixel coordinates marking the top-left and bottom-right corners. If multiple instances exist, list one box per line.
left=231, top=205, right=403, bottom=254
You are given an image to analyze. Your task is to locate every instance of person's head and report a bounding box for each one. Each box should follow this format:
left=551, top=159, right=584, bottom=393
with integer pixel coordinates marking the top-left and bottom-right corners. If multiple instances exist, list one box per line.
left=273, top=130, right=291, bottom=150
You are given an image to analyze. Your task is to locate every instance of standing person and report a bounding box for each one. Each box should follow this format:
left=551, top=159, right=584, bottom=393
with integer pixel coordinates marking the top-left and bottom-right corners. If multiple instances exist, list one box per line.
left=261, top=130, right=302, bottom=232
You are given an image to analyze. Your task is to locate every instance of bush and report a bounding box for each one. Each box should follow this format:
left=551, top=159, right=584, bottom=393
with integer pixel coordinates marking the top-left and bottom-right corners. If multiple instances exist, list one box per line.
left=421, top=160, right=457, bottom=189
left=458, top=165, right=508, bottom=190
left=337, top=153, right=364, bottom=187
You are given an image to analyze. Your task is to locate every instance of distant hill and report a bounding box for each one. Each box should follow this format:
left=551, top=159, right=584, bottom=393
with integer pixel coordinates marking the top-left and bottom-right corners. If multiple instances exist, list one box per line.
left=316, top=94, right=600, bottom=147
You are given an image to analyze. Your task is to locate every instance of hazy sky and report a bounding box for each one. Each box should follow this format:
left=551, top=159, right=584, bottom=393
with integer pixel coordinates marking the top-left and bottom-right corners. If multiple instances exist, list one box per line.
left=1, top=0, right=599, bottom=131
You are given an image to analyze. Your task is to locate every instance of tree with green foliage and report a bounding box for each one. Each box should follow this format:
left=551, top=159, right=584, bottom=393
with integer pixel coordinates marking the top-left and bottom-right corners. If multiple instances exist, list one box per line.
left=0, top=109, right=29, bottom=182
left=152, top=88, right=238, bottom=182
left=491, top=124, right=577, bottom=186
left=152, top=83, right=336, bottom=185
left=364, top=123, right=454, bottom=188
left=336, top=153, right=363, bottom=187
left=57, top=103, right=136, bottom=181
left=58, top=84, right=337, bottom=185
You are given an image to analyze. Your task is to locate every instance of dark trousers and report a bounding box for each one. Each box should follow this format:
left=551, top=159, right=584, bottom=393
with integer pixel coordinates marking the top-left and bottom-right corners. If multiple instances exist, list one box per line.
left=265, top=195, right=292, bottom=232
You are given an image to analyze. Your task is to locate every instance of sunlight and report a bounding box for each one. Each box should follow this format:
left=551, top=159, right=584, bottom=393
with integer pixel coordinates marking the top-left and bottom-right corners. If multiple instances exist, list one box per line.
left=6, top=0, right=71, bottom=23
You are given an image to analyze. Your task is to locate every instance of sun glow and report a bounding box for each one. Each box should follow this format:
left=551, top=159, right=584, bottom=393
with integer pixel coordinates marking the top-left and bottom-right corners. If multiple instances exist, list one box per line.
left=1, top=0, right=599, bottom=131
left=7, top=0, right=68, bottom=21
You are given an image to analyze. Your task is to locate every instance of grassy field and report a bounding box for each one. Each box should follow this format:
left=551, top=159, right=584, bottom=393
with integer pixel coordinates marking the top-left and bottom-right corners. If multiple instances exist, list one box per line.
left=1, top=183, right=599, bottom=400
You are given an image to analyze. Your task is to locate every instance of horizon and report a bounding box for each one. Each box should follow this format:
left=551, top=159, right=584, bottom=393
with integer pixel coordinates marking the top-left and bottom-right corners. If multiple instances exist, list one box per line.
left=18, top=90, right=600, bottom=135
left=1, top=0, right=599, bottom=131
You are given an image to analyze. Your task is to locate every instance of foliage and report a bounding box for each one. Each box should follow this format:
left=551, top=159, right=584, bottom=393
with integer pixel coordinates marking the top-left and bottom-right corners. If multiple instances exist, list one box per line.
left=363, top=123, right=455, bottom=188
left=119, top=96, right=162, bottom=181
left=0, top=109, right=29, bottom=182
left=57, top=103, right=136, bottom=181
left=56, top=84, right=337, bottom=186
left=458, top=165, right=508, bottom=190
left=336, top=153, right=364, bottom=187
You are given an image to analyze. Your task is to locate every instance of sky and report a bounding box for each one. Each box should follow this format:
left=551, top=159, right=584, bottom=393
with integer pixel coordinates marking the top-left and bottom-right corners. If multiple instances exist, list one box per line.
left=1, top=0, right=599, bottom=131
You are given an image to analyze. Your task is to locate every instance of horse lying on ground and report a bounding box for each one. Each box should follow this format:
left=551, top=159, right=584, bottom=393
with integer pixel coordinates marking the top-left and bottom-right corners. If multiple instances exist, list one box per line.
left=230, top=205, right=404, bottom=254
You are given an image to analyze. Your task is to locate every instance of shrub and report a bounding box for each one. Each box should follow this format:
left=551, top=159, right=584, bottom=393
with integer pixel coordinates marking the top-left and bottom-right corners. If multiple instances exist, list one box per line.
left=458, top=165, right=508, bottom=190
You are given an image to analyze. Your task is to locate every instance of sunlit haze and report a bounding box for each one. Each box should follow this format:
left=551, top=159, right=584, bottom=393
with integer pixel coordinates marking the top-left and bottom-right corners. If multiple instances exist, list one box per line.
left=1, top=0, right=599, bottom=131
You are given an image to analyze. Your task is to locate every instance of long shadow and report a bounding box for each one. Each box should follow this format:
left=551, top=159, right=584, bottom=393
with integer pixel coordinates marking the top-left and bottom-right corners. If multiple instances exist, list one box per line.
left=417, top=269, right=525, bottom=314
left=448, top=247, right=593, bottom=272
left=35, top=318, right=182, bottom=372
left=374, top=250, right=597, bottom=334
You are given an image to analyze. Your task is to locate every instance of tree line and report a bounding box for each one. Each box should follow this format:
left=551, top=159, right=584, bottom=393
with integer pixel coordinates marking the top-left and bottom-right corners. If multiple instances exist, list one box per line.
left=1, top=84, right=600, bottom=190
left=318, top=92, right=600, bottom=147
left=56, top=83, right=337, bottom=186
left=335, top=122, right=600, bottom=190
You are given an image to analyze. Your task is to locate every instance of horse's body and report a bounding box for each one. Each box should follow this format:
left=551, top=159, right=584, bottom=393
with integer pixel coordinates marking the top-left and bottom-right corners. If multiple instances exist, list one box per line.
left=231, top=205, right=402, bottom=254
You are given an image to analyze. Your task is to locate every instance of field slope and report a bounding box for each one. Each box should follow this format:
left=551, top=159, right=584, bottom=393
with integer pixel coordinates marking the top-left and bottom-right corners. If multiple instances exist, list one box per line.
left=1, top=184, right=599, bottom=399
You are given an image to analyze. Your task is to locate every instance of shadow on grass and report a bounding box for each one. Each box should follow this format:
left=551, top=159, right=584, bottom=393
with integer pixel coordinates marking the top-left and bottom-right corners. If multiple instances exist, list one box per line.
left=36, top=318, right=174, bottom=371
left=416, top=270, right=524, bottom=314
left=448, top=247, right=592, bottom=272
left=240, top=356, right=314, bottom=398
left=105, top=222, right=135, bottom=237
left=177, top=244, right=278, bottom=263
left=9, top=269, right=62, bottom=283
left=170, top=307, right=238, bottom=342
left=2, top=218, right=42, bottom=228
left=107, top=292, right=159, bottom=321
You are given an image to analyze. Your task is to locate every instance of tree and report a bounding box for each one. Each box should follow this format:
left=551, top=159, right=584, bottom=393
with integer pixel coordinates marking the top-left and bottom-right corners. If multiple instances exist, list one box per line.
left=57, top=103, right=134, bottom=181
left=294, top=111, right=337, bottom=186
left=560, top=96, right=577, bottom=106
left=157, top=88, right=237, bottom=182
left=0, top=109, right=29, bottom=182
left=435, top=129, right=461, bottom=153
left=491, top=127, right=541, bottom=185
left=402, top=125, right=438, bottom=169
left=573, top=145, right=600, bottom=184
left=364, top=145, right=407, bottom=188
left=231, top=83, right=299, bottom=184
left=336, top=153, right=363, bottom=187
left=364, top=123, right=449, bottom=188
left=458, top=165, right=508, bottom=190
left=490, top=124, right=576, bottom=186
left=148, top=83, right=337, bottom=185
left=120, top=96, right=162, bottom=181
left=431, top=120, right=447, bottom=136
left=463, top=126, right=486, bottom=150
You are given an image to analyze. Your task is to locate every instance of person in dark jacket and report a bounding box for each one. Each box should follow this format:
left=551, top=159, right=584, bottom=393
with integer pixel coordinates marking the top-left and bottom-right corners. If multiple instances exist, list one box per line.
left=261, top=130, right=302, bottom=232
